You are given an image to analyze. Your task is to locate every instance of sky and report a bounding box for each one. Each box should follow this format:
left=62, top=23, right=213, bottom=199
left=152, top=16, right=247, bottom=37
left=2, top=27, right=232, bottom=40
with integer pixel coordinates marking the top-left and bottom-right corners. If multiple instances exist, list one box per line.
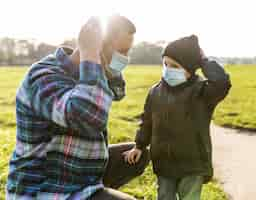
left=0, top=0, right=255, bottom=57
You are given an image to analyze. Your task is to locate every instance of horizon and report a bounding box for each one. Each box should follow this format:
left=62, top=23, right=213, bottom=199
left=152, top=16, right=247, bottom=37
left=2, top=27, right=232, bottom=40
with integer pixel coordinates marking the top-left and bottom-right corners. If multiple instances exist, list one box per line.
left=1, top=0, right=255, bottom=57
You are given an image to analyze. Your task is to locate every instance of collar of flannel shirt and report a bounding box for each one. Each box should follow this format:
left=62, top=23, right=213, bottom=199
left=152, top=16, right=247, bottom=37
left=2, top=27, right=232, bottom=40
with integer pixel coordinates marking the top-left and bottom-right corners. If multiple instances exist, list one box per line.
left=55, top=47, right=80, bottom=79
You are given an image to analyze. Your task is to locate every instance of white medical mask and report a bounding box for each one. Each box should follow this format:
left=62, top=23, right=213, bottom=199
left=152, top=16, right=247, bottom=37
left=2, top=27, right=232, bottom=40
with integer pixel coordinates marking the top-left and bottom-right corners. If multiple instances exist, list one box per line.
left=109, top=51, right=129, bottom=74
left=162, top=64, right=187, bottom=86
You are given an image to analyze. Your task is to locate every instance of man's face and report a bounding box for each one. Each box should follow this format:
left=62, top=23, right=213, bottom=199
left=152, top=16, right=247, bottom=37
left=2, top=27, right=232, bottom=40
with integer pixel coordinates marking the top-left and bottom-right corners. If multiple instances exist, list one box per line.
left=163, top=56, right=191, bottom=79
left=112, top=31, right=134, bottom=56
left=101, top=31, right=134, bottom=67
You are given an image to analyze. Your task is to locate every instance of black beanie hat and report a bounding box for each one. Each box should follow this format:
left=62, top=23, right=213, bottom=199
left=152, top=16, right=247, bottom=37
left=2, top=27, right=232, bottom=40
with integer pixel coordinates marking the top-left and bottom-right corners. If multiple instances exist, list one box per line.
left=162, top=35, right=201, bottom=74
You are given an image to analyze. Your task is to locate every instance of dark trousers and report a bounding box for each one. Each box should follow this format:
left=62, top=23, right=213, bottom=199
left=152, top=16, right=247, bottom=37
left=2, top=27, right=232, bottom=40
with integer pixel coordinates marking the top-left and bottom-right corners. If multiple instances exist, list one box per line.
left=89, top=143, right=150, bottom=200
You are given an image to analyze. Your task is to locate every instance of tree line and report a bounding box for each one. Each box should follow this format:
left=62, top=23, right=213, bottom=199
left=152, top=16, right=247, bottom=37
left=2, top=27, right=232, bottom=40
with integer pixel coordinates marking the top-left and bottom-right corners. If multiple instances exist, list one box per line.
left=0, top=37, right=255, bottom=66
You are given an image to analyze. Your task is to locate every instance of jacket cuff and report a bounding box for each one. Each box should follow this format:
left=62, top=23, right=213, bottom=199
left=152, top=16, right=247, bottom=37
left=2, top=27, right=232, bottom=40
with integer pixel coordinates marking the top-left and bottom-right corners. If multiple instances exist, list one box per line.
left=135, top=143, right=147, bottom=150
left=79, top=61, right=105, bottom=84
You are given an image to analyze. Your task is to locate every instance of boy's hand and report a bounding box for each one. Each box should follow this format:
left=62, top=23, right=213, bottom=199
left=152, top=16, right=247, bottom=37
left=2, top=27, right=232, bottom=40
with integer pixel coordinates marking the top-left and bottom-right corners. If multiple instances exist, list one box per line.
left=123, top=147, right=142, bottom=165
left=78, top=17, right=103, bottom=64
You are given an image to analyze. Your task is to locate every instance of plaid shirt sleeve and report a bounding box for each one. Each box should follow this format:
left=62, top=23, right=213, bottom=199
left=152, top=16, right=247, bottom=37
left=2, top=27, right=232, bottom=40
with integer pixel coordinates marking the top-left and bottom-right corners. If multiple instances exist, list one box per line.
left=29, top=61, right=113, bottom=133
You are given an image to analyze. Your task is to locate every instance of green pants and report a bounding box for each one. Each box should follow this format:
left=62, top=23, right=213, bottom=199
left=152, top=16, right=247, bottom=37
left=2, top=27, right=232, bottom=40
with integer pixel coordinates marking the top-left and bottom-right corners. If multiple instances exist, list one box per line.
left=157, top=176, right=204, bottom=200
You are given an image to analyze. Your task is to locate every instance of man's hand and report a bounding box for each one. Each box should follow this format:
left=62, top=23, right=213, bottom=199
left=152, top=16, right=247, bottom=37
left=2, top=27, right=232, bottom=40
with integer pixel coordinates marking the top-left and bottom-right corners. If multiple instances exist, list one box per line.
left=200, top=48, right=207, bottom=61
left=123, top=147, right=142, bottom=165
left=78, top=17, right=103, bottom=64
left=199, top=48, right=208, bottom=67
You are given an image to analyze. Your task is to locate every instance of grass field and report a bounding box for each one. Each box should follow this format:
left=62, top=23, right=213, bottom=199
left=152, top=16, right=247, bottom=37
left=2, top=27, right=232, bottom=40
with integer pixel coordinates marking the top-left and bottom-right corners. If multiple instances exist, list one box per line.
left=2, top=64, right=255, bottom=199
left=213, top=65, right=256, bottom=131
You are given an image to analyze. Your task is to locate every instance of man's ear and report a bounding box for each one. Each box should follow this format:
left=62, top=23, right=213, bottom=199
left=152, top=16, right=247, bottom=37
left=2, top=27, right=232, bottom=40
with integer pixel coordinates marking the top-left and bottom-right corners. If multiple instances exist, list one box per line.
left=101, top=41, right=114, bottom=64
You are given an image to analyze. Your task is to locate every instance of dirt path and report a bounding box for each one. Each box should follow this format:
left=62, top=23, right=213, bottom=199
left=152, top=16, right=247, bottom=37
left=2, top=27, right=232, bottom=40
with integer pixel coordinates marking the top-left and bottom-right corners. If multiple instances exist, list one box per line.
left=211, top=124, right=256, bottom=200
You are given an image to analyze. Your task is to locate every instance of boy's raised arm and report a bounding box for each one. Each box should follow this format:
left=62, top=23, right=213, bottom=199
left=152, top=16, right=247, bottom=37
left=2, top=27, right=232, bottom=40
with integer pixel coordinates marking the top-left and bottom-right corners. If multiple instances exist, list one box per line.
left=200, top=58, right=232, bottom=106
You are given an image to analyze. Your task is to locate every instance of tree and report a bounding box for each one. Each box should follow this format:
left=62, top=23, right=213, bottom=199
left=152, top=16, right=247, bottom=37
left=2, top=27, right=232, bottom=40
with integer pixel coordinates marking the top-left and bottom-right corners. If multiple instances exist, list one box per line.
left=34, top=43, right=56, bottom=60
left=0, top=38, right=16, bottom=65
left=129, top=42, right=163, bottom=65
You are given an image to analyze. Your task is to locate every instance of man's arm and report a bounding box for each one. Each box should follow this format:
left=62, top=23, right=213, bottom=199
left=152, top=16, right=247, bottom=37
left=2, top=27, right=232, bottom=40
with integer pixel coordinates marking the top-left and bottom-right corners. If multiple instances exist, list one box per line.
left=29, top=18, right=113, bottom=133
left=199, top=58, right=232, bottom=106
left=29, top=61, right=112, bottom=133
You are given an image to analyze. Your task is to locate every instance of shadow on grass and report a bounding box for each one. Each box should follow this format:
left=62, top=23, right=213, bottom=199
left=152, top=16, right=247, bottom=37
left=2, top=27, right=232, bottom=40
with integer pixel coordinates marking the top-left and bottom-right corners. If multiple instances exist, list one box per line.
left=0, top=101, right=15, bottom=106
left=0, top=120, right=16, bottom=128
left=119, top=114, right=141, bottom=123
left=221, top=123, right=256, bottom=135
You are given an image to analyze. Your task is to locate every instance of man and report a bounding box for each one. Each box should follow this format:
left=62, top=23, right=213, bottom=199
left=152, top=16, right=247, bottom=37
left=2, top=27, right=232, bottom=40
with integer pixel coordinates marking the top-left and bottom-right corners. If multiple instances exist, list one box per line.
left=6, top=16, right=149, bottom=200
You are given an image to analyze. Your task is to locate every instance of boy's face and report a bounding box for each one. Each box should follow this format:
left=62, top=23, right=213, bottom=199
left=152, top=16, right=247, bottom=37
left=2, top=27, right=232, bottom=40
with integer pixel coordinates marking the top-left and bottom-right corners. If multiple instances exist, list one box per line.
left=163, top=56, right=191, bottom=79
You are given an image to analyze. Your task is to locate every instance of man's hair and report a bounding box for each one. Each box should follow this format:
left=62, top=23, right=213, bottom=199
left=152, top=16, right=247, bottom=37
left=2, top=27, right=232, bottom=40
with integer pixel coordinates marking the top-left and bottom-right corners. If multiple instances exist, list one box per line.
left=106, top=15, right=136, bottom=36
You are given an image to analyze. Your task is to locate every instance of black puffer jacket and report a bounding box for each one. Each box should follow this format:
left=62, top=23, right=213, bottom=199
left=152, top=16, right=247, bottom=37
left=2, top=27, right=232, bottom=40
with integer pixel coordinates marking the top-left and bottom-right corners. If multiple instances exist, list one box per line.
left=135, top=59, right=231, bottom=182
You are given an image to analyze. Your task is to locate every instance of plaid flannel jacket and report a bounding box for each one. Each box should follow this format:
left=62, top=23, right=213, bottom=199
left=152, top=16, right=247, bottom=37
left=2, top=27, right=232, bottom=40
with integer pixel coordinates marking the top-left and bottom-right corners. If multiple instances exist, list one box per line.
left=6, top=47, right=125, bottom=200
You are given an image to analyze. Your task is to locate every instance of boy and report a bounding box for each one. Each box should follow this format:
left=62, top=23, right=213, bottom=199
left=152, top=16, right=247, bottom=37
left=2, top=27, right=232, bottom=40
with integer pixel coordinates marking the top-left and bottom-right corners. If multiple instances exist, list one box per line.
left=124, top=35, right=231, bottom=200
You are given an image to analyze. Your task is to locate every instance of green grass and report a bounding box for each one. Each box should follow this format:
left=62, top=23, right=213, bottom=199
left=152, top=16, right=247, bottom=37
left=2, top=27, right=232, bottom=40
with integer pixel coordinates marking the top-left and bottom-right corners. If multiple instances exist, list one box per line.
left=2, top=64, right=255, bottom=199
left=0, top=67, right=27, bottom=200
left=213, top=65, right=256, bottom=131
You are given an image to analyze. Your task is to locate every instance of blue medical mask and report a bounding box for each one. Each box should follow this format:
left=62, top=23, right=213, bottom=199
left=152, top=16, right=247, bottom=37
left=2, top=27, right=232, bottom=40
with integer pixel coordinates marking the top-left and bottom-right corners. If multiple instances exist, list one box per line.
left=162, top=64, right=187, bottom=86
left=109, top=51, right=129, bottom=75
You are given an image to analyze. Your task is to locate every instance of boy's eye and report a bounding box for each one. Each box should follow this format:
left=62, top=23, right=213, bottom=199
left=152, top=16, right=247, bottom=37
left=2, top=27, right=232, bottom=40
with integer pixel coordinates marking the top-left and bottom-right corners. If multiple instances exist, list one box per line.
left=164, top=61, right=179, bottom=69
left=172, top=65, right=179, bottom=68
left=165, top=61, right=179, bottom=68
